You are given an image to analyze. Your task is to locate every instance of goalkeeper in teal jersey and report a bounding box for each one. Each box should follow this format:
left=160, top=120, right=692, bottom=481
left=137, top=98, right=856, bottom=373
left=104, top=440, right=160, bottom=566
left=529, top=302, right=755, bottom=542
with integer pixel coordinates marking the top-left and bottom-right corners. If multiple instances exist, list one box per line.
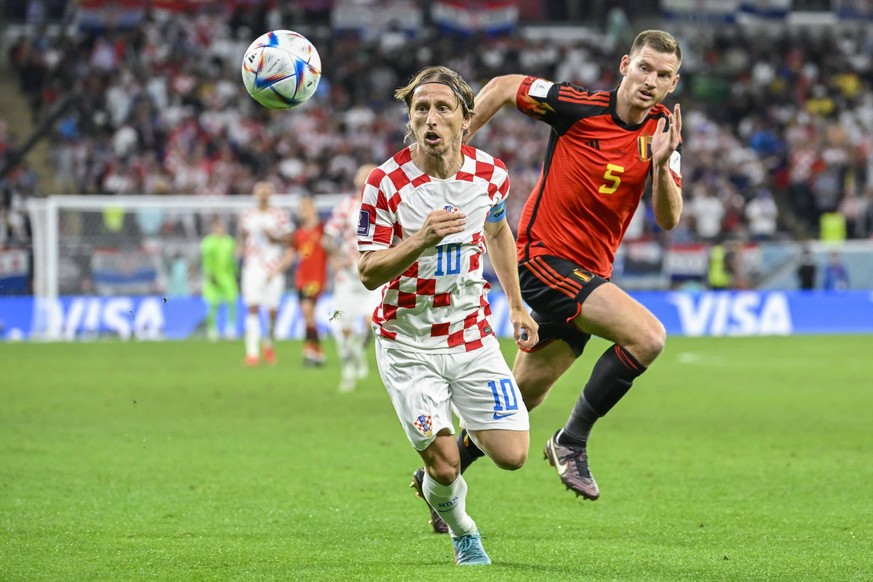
left=201, top=217, right=239, bottom=340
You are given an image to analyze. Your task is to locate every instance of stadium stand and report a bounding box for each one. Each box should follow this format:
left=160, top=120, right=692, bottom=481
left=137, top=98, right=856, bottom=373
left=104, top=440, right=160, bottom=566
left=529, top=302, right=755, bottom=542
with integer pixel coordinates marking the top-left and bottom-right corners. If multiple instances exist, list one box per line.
left=2, top=1, right=873, bottom=294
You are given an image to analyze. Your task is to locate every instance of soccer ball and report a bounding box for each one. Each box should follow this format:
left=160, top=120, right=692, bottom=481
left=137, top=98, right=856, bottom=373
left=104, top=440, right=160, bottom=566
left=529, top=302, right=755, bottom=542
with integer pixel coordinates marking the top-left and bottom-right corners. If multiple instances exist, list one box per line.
left=241, top=30, right=322, bottom=110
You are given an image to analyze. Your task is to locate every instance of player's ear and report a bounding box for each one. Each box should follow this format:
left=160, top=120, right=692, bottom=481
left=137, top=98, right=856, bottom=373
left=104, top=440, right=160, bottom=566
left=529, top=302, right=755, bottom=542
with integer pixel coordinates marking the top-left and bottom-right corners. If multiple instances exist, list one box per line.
left=668, top=73, right=680, bottom=93
left=619, top=55, right=630, bottom=76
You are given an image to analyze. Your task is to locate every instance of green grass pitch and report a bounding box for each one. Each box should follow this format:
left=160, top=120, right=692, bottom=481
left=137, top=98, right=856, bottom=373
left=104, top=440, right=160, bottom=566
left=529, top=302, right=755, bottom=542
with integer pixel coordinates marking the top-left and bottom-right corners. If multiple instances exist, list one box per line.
left=2, top=335, right=872, bottom=581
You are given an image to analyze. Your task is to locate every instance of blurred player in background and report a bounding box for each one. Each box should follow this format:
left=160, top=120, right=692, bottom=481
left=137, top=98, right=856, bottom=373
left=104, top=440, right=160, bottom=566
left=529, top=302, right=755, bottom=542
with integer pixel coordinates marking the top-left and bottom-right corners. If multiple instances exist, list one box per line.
left=288, top=195, right=329, bottom=366
left=200, top=216, right=239, bottom=341
left=323, top=163, right=381, bottom=391
left=238, top=181, right=292, bottom=366
left=358, top=66, right=538, bottom=565
left=426, top=29, right=683, bottom=510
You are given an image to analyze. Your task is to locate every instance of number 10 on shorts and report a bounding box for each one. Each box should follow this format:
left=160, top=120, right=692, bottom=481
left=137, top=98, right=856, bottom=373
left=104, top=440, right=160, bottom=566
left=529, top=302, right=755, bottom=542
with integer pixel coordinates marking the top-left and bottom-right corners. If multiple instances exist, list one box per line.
left=488, top=378, right=519, bottom=416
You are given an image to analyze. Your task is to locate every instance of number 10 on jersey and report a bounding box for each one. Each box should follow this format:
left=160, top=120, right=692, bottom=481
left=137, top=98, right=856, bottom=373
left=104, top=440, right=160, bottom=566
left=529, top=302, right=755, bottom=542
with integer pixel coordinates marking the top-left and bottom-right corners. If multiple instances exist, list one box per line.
left=435, top=243, right=461, bottom=276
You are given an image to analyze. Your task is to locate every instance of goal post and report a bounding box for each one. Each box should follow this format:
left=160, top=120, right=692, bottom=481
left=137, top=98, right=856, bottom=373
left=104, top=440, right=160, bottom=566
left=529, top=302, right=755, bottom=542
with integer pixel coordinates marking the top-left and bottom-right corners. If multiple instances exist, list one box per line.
left=26, top=194, right=346, bottom=340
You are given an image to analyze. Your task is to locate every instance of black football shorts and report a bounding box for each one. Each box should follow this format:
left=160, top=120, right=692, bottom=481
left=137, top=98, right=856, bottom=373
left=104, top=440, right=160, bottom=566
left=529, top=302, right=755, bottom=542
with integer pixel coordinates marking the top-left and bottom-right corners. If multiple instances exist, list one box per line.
left=518, top=255, right=609, bottom=357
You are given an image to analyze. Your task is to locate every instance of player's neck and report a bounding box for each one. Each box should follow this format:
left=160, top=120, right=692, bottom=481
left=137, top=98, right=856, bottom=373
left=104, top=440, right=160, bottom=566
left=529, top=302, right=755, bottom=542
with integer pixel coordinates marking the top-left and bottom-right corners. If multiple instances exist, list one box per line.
left=615, top=91, right=650, bottom=126
left=412, top=148, right=463, bottom=180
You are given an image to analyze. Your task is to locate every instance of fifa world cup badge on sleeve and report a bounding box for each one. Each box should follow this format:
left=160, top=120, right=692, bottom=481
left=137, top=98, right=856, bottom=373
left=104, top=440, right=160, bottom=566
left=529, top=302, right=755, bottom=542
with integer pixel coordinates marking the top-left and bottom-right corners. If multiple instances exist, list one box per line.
left=357, top=210, right=370, bottom=236
left=529, top=78, right=554, bottom=98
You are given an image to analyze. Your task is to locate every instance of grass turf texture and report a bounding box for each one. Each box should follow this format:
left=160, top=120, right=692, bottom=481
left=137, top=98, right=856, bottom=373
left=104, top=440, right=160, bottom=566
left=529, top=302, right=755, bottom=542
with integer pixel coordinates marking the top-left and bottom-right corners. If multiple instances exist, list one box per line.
left=1, top=335, right=871, bottom=581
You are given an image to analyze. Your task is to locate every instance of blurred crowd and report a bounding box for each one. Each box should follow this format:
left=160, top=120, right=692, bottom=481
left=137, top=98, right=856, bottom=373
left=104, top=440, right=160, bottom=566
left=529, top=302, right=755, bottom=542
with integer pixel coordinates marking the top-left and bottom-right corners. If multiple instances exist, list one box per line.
left=2, top=4, right=873, bottom=251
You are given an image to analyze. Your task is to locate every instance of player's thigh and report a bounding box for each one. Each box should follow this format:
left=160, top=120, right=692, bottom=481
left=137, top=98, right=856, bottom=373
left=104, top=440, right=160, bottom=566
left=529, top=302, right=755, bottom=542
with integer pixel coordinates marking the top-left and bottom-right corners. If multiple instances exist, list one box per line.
left=331, top=282, right=355, bottom=322
left=262, top=275, right=284, bottom=310
left=217, top=276, right=239, bottom=300
left=469, top=428, right=529, bottom=470
left=202, top=282, right=219, bottom=304
left=450, top=343, right=529, bottom=434
left=241, top=267, right=267, bottom=306
left=375, top=341, right=455, bottom=452
left=331, top=283, right=369, bottom=334
left=574, top=283, right=665, bottom=363
left=417, top=433, right=462, bottom=482
left=512, top=341, right=577, bottom=409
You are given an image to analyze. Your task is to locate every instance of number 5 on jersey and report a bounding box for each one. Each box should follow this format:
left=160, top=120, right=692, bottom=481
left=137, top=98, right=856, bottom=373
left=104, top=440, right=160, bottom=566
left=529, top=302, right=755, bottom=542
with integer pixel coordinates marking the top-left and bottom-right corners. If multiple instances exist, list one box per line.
left=598, top=163, right=624, bottom=195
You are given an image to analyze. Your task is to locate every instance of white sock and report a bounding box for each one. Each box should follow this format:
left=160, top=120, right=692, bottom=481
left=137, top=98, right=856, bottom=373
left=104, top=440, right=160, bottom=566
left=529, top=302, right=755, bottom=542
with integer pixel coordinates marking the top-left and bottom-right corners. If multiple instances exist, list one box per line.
left=422, top=472, right=476, bottom=538
left=245, top=313, right=260, bottom=358
left=334, top=331, right=355, bottom=386
left=348, top=332, right=367, bottom=376
left=335, top=329, right=352, bottom=360
left=264, top=314, right=276, bottom=347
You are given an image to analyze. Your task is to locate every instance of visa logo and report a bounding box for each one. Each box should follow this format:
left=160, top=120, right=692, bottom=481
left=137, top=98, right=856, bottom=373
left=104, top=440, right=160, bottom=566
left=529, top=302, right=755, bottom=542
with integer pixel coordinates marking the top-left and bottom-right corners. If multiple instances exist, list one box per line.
left=39, top=296, right=166, bottom=340
left=668, top=292, right=793, bottom=336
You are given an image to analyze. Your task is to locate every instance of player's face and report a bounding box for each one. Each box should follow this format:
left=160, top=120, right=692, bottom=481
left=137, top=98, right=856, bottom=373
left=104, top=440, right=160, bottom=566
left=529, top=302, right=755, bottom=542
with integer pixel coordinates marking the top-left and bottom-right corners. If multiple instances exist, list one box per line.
left=298, top=197, right=316, bottom=223
left=253, top=182, right=273, bottom=206
left=409, top=83, right=471, bottom=160
left=619, top=46, right=680, bottom=111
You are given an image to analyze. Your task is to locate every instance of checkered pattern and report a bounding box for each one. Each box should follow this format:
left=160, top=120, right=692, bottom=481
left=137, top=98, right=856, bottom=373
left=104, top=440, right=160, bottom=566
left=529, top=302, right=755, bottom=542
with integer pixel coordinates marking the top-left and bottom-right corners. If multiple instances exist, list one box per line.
left=358, top=145, right=509, bottom=353
left=324, top=194, right=363, bottom=285
left=239, top=206, right=292, bottom=272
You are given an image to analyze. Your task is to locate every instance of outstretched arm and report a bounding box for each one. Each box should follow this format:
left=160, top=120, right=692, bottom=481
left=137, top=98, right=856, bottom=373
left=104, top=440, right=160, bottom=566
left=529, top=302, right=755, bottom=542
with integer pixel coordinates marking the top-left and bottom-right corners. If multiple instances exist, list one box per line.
left=270, top=246, right=296, bottom=278
left=483, top=219, right=538, bottom=349
left=467, top=74, right=526, bottom=143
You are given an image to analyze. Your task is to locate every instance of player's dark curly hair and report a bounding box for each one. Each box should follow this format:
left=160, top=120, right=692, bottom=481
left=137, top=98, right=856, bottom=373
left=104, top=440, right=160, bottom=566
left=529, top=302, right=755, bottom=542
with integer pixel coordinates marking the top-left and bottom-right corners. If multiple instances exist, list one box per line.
left=394, top=66, right=475, bottom=142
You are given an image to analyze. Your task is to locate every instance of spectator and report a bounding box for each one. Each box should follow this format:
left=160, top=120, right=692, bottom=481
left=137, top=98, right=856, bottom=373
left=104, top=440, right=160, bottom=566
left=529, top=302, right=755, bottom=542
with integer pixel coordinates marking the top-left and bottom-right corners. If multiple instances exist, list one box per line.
left=822, top=251, right=849, bottom=291
left=707, top=241, right=732, bottom=290
left=687, top=184, right=725, bottom=242
left=12, top=6, right=873, bottom=250
left=744, top=184, right=779, bottom=241
left=819, top=210, right=847, bottom=243
left=796, top=245, right=817, bottom=290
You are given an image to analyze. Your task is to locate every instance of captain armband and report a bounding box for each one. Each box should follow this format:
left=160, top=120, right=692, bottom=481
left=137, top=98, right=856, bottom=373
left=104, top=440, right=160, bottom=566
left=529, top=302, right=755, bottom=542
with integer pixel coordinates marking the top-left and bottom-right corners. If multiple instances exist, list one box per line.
left=669, top=150, right=681, bottom=177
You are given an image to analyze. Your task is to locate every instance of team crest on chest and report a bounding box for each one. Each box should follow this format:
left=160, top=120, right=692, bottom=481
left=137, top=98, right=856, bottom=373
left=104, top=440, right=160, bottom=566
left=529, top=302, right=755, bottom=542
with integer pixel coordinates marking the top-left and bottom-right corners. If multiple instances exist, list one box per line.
left=638, top=135, right=653, bottom=161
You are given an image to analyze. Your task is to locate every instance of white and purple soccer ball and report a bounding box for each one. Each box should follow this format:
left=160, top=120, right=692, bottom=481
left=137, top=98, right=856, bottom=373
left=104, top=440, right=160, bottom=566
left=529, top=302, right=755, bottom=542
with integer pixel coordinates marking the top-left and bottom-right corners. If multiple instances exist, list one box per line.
left=241, top=30, right=321, bottom=110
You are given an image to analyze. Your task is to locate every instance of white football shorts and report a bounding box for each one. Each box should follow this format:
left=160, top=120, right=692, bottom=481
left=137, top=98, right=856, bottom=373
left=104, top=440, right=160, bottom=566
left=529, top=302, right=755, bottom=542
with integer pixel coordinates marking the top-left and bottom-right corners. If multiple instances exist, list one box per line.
left=242, top=265, right=284, bottom=309
left=331, top=276, right=381, bottom=329
left=375, top=336, right=529, bottom=451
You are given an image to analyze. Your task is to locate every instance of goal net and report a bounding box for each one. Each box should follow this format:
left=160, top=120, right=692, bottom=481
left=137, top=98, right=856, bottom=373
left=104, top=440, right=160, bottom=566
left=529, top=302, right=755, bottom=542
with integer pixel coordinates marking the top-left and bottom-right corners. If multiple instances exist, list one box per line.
left=26, top=194, right=345, bottom=340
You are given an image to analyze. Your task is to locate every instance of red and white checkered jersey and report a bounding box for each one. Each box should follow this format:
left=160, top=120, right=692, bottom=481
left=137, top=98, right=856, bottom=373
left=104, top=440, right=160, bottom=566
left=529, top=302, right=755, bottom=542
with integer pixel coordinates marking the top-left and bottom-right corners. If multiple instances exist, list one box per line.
left=358, top=144, right=510, bottom=353
left=239, top=206, right=292, bottom=272
left=324, top=194, right=362, bottom=285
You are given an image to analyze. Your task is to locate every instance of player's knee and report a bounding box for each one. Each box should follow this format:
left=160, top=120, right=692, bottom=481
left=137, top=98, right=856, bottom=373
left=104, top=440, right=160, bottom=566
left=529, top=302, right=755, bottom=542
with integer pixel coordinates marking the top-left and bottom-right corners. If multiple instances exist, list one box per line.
left=516, top=376, right=551, bottom=410
left=426, top=462, right=460, bottom=485
left=492, top=448, right=527, bottom=471
left=636, top=321, right=667, bottom=362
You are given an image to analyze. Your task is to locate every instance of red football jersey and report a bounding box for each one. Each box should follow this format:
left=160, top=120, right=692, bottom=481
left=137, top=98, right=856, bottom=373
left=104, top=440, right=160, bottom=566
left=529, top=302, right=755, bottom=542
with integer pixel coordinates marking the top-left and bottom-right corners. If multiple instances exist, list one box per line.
left=292, top=223, right=328, bottom=294
left=515, top=76, right=682, bottom=278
